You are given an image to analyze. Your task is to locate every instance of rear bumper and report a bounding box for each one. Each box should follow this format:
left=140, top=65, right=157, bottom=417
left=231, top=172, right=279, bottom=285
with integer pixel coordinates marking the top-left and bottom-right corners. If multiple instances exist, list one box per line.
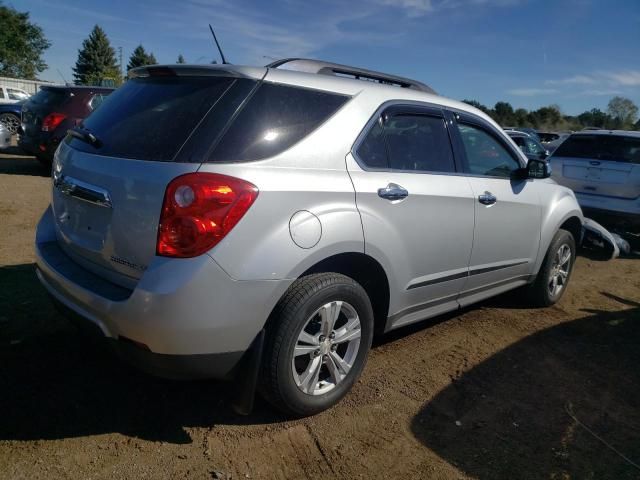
left=18, top=131, right=59, bottom=159
left=35, top=206, right=293, bottom=379
left=576, top=192, right=640, bottom=230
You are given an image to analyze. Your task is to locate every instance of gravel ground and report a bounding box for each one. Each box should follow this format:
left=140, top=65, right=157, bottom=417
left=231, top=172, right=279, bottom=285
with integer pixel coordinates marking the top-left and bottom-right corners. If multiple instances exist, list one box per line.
left=0, top=151, right=638, bottom=479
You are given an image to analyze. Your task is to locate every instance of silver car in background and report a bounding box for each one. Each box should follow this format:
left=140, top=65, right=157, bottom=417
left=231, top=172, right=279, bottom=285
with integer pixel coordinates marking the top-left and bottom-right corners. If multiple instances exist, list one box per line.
left=35, top=59, right=583, bottom=416
left=550, top=130, right=640, bottom=230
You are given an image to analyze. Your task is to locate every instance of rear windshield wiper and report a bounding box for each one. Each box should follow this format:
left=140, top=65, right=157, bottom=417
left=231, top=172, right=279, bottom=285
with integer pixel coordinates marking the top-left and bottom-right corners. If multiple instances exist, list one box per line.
left=67, top=126, right=102, bottom=148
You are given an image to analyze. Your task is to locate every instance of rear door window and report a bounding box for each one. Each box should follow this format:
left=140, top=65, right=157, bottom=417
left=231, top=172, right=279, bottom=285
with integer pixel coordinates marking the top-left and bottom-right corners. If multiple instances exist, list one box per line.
left=385, top=114, right=455, bottom=172
left=210, top=83, right=349, bottom=162
left=554, top=135, right=640, bottom=164
left=68, top=77, right=238, bottom=161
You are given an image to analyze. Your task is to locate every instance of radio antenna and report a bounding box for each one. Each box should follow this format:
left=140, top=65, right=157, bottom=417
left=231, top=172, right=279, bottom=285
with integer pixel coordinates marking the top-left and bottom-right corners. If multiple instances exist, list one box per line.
left=209, top=24, right=229, bottom=64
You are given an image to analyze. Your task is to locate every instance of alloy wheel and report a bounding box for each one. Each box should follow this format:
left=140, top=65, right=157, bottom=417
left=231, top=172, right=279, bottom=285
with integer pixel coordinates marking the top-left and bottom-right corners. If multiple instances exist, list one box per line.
left=548, top=243, right=571, bottom=297
left=292, top=301, right=361, bottom=396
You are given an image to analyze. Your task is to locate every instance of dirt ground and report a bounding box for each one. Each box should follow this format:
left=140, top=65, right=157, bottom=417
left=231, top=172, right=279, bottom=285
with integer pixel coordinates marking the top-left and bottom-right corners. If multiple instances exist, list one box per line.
left=0, top=150, right=638, bottom=480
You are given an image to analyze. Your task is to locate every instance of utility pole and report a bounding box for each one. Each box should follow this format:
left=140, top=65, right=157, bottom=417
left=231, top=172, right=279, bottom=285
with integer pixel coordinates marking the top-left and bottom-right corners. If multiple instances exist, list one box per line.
left=118, top=46, right=124, bottom=78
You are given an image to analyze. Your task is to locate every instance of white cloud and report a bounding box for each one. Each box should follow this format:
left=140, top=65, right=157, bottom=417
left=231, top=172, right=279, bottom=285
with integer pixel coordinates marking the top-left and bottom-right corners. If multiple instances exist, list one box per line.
left=378, top=0, right=433, bottom=16
left=545, top=75, right=596, bottom=86
left=507, top=88, right=558, bottom=96
left=577, top=89, right=624, bottom=96
left=604, top=70, right=640, bottom=87
left=375, top=0, right=521, bottom=17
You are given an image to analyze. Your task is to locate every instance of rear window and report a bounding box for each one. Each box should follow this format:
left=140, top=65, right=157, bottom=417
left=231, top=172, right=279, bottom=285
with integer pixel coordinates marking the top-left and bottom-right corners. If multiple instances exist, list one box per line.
left=29, top=88, right=67, bottom=107
left=553, top=135, right=640, bottom=164
left=210, top=83, right=349, bottom=162
left=68, top=77, right=237, bottom=161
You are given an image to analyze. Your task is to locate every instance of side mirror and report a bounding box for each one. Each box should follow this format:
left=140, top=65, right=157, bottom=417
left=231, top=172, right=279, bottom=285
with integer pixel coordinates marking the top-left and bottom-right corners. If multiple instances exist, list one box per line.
left=527, top=158, right=551, bottom=179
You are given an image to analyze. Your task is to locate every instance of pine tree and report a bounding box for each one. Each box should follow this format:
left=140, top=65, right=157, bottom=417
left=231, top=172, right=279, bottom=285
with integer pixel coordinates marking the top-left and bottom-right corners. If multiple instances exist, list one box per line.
left=127, top=45, right=157, bottom=71
left=72, top=25, right=120, bottom=86
left=177, top=54, right=186, bottom=64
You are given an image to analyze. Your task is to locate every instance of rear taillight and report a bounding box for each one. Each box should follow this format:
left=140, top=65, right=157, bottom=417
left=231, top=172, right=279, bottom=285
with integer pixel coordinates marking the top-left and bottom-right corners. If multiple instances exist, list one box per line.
left=41, top=112, right=66, bottom=132
left=157, top=173, right=258, bottom=258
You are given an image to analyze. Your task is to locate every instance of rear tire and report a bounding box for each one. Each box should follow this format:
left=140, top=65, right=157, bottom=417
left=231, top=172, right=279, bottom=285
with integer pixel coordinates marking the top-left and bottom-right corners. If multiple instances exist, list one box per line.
left=528, top=229, right=576, bottom=307
left=260, top=273, right=374, bottom=417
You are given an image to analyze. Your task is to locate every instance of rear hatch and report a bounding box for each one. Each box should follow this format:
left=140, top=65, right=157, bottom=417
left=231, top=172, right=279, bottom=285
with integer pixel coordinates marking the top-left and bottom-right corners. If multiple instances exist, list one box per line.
left=51, top=66, right=264, bottom=288
left=22, top=87, right=70, bottom=137
left=551, top=133, right=640, bottom=199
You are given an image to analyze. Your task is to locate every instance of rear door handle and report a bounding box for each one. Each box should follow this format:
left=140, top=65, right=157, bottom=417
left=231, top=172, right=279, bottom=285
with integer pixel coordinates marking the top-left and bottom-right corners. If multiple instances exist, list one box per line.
left=378, top=183, right=408, bottom=201
left=478, top=191, right=497, bottom=205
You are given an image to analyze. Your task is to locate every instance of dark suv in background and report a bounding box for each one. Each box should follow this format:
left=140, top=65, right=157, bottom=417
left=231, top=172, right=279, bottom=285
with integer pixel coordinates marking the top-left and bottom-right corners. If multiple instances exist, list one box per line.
left=19, top=85, right=113, bottom=164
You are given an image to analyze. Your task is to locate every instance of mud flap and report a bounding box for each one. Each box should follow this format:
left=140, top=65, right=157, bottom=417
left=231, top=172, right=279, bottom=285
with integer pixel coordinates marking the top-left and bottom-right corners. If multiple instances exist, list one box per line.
left=230, top=329, right=265, bottom=416
left=581, top=218, right=620, bottom=260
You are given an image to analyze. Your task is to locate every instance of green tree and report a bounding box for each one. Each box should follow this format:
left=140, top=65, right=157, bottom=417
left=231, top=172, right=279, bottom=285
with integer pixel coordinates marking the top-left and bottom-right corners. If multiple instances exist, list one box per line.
left=493, top=101, right=514, bottom=126
left=73, top=25, right=120, bottom=86
left=0, top=4, right=51, bottom=79
left=607, top=96, right=638, bottom=129
left=176, top=54, right=186, bottom=64
left=127, top=45, right=157, bottom=71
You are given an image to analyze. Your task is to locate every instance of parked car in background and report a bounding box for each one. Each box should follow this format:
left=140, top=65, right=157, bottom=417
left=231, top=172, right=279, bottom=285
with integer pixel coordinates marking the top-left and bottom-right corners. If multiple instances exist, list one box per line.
left=0, top=123, right=11, bottom=149
left=549, top=130, right=640, bottom=231
left=35, top=60, right=583, bottom=417
left=503, top=126, right=540, bottom=141
left=0, top=86, right=30, bottom=104
left=19, top=85, right=113, bottom=164
left=0, top=102, right=24, bottom=134
left=538, top=131, right=571, bottom=154
left=505, top=129, right=549, bottom=162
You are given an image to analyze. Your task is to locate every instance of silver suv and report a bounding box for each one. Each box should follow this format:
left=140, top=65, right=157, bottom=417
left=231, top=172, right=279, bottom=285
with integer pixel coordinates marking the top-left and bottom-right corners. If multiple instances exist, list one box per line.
left=35, top=59, right=583, bottom=416
left=549, top=130, right=640, bottom=231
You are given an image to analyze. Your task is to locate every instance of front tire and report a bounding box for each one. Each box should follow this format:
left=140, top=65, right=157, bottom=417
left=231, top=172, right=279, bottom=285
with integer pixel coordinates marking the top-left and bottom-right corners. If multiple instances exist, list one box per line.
left=260, top=273, right=374, bottom=417
left=0, top=113, right=20, bottom=135
left=529, top=229, right=576, bottom=306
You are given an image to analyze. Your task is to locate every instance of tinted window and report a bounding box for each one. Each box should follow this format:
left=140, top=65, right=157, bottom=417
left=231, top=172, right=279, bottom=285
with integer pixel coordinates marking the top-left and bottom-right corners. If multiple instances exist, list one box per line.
left=68, top=77, right=236, bottom=161
left=211, top=83, right=349, bottom=162
left=356, top=120, right=388, bottom=168
left=458, top=123, right=520, bottom=177
left=553, top=134, right=640, bottom=164
left=0, top=89, right=4, bottom=99
left=29, top=88, right=67, bottom=107
left=385, top=114, right=454, bottom=172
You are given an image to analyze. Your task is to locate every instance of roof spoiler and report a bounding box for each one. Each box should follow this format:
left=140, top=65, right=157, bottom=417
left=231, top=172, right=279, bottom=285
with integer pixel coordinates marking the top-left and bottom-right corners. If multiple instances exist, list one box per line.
left=266, top=58, right=436, bottom=94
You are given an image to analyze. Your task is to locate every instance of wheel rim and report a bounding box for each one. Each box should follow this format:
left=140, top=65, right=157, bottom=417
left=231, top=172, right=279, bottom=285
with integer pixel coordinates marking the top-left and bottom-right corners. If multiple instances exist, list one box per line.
left=0, top=114, right=19, bottom=134
left=548, top=243, right=571, bottom=297
left=292, top=301, right=361, bottom=396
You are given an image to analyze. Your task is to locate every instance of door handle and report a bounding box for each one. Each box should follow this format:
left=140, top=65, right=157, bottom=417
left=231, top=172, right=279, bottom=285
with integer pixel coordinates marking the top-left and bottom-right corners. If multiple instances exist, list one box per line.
left=54, top=175, right=113, bottom=208
left=378, top=183, right=408, bottom=201
left=478, top=191, right=497, bottom=206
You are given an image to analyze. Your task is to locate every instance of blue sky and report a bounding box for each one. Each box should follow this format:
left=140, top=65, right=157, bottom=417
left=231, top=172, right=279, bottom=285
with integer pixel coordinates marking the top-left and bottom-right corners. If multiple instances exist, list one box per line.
left=14, top=0, right=640, bottom=115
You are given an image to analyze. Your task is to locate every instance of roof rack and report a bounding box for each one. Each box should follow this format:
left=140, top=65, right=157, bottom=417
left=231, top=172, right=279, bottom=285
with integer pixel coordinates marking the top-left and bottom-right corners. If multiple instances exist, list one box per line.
left=266, top=58, right=436, bottom=95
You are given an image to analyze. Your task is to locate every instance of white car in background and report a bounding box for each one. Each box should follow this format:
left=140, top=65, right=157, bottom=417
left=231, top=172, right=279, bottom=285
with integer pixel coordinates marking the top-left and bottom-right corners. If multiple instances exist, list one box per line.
left=549, top=130, right=640, bottom=231
left=0, top=86, right=30, bottom=104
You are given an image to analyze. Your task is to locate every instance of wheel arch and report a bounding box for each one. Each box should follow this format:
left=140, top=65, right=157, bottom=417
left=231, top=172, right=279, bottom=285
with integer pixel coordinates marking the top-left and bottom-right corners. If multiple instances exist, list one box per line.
left=265, top=252, right=390, bottom=337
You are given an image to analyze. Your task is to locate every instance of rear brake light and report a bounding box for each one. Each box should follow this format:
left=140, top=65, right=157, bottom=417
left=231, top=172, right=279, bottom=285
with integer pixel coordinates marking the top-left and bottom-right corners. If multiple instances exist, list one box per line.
left=157, top=173, right=258, bottom=258
left=42, top=112, right=66, bottom=132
